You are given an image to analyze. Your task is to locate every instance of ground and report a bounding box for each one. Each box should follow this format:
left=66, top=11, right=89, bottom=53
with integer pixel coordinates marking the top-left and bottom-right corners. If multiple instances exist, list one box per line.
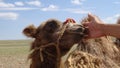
left=0, top=40, right=31, bottom=68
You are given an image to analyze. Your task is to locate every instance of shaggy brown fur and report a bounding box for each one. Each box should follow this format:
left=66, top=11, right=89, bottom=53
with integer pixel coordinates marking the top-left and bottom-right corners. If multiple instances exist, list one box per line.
left=23, top=18, right=120, bottom=68
left=115, top=17, right=120, bottom=48
left=65, top=18, right=120, bottom=68
left=23, top=19, right=88, bottom=68
left=65, top=37, right=120, bottom=68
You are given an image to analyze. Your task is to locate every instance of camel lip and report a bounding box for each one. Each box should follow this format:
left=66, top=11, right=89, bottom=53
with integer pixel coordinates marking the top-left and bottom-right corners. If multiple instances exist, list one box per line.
left=65, top=24, right=85, bottom=34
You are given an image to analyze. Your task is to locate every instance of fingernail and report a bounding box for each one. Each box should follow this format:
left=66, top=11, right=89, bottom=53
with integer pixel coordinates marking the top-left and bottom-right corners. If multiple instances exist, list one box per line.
left=88, top=13, right=92, bottom=15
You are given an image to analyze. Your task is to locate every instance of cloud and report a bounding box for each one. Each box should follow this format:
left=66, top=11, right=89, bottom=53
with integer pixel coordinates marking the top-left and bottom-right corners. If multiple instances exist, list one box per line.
left=71, top=0, right=86, bottom=5
left=26, top=1, right=41, bottom=7
left=113, top=1, right=120, bottom=4
left=0, top=2, right=15, bottom=8
left=41, top=5, right=59, bottom=11
left=0, top=12, right=19, bottom=20
left=0, top=1, right=41, bottom=8
left=0, top=7, right=38, bottom=10
left=103, top=14, right=120, bottom=24
left=64, top=8, right=90, bottom=14
left=0, top=1, right=38, bottom=11
left=14, top=2, right=24, bottom=6
left=0, top=0, right=3, bottom=2
left=71, top=10, right=89, bottom=14
left=0, top=0, right=41, bottom=10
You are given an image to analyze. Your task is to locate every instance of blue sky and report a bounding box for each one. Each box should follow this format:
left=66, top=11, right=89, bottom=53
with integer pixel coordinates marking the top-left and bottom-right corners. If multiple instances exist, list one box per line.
left=0, top=0, right=120, bottom=40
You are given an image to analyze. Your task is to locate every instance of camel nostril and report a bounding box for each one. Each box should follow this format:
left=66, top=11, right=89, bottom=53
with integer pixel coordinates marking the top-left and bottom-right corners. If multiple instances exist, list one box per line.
left=76, top=28, right=83, bottom=32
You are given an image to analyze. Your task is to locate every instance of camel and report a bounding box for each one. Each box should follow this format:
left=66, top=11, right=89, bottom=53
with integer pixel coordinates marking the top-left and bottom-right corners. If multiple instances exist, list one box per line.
left=65, top=18, right=120, bottom=68
left=23, top=19, right=88, bottom=68
left=23, top=18, right=120, bottom=68
left=65, top=37, right=120, bottom=68
left=115, top=17, right=120, bottom=48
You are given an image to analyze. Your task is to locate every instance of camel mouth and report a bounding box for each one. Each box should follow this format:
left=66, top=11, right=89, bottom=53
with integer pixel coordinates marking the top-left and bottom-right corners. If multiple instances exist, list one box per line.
left=65, top=24, right=88, bottom=36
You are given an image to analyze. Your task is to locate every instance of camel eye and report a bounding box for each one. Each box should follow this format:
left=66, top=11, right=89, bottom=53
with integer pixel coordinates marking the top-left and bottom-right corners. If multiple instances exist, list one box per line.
left=48, top=22, right=58, bottom=29
left=44, top=19, right=61, bottom=33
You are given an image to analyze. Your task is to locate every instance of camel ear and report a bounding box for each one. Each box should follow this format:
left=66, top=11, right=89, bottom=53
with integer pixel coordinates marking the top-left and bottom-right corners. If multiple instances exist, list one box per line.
left=23, top=25, right=37, bottom=38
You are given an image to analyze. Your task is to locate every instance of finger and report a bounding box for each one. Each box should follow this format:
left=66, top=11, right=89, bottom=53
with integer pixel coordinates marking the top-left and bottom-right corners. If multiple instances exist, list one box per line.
left=83, top=21, right=89, bottom=24
left=88, top=13, right=95, bottom=19
left=84, top=36, right=90, bottom=39
left=82, top=22, right=89, bottom=26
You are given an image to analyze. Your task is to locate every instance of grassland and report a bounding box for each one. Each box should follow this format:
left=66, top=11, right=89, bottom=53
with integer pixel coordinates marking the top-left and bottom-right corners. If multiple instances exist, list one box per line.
left=0, top=40, right=78, bottom=68
left=0, top=40, right=32, bottom=68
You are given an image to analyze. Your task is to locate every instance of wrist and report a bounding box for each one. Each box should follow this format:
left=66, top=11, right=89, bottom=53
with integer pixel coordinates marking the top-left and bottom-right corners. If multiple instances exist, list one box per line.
left=98, top=23, right=106, bottom=36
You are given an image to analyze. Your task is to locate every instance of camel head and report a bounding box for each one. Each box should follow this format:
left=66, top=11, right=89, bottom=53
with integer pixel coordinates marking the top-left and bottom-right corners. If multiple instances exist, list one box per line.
left=23, top=19, right=88, bottom=68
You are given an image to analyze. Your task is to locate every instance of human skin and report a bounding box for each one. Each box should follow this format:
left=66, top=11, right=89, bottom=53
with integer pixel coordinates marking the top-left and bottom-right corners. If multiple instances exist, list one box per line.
left=83, top=13, right=120, bottom=38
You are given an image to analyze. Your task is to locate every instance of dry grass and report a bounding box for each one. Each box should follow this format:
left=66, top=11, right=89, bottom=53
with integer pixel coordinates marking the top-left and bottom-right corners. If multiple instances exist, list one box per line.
left=0, top=40, right=32, bottom=68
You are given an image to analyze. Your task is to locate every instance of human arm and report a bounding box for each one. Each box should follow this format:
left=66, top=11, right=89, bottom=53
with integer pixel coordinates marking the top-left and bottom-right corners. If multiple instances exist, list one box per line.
left=83, top=13, right=120, bottom=38
left=101, top=24, right=120, bottom=38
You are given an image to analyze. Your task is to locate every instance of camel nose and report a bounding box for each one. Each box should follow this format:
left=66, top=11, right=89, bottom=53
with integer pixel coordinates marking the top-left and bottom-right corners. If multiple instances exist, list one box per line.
left=66, top=25, right=85, bottom=35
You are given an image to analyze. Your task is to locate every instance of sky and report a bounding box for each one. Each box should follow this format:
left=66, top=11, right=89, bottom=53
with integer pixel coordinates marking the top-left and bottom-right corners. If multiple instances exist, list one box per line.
left=0, top=0, right=120, bottom=40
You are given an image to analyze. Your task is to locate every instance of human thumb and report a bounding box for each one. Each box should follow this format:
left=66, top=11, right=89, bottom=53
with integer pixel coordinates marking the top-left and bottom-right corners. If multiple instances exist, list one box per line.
left=88, top=13, right=95, bottom=21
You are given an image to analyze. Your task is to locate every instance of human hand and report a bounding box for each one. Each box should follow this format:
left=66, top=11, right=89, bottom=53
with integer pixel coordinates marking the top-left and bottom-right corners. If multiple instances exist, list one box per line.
left=83, top=13, right=105, bottom=39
